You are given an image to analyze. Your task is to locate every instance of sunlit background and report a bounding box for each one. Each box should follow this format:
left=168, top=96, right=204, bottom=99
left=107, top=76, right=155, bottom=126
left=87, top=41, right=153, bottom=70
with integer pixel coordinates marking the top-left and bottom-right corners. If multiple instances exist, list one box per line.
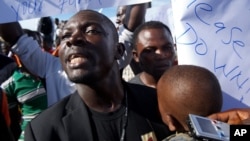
left=19, top=0, right=172, bottom=32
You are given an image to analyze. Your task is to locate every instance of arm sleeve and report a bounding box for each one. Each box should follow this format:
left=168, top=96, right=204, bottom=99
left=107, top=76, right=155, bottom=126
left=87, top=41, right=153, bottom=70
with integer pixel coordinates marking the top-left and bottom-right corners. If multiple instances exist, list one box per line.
left=117, top=26, right=134, bottom=69
left=11, top=34, right=60, bottom=78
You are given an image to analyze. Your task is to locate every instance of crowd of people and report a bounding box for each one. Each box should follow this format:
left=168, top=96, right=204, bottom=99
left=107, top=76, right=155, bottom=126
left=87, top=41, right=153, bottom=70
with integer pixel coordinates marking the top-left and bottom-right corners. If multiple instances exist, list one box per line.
left=0, top=2, right=250, bottom=141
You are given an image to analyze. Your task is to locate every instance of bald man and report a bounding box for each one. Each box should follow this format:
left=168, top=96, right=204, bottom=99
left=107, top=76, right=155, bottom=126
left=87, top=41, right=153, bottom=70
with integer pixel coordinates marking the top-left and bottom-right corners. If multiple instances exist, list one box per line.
left=157, top=65, right=223, bottom=140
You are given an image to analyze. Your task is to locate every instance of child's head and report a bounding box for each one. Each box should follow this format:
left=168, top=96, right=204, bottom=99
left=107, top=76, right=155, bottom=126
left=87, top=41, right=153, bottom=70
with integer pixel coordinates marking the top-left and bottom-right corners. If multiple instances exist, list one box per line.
left=157, top=65, right=222, bottom=132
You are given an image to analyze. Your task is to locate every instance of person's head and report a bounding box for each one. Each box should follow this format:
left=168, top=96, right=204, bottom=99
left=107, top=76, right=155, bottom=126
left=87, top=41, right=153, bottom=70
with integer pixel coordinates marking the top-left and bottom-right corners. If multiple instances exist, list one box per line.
left=42, top=35, right=54, bottom=51
left=115, top=6, right=127, bottom=29
left=23, top=29, right=43, bottom=46
left=132, top=21, right=176, bottom=81
left=37, top=16, right=54, bottom=51
left=58, top=10, right=124, bottom=84
left=157, top=65, right=222, bottom=132
left=55, top=20, right=68, bottom=46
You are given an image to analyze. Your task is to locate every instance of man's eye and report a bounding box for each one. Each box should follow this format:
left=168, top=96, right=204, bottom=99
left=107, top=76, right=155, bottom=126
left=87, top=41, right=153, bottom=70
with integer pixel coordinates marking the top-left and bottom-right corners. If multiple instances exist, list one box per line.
left=85, top=29, right=101, bottom=34
left=61, top=34, right=71, bottom=40
left=144, top=47, right=156, bottom=52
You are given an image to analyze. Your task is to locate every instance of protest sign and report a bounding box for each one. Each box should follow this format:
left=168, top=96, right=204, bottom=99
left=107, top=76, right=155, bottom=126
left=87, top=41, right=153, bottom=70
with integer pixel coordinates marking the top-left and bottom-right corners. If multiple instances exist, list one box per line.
left=0, top=0, right=151, bottom=24
left=171, top=0, right=250, bottom=110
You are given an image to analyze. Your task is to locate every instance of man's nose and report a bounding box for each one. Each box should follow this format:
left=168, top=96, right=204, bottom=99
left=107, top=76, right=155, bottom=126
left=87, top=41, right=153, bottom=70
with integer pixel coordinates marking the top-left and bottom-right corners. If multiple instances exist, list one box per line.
left=155, top=49, right=162, bottom=55
left=66, top=30, right=86, bottom=47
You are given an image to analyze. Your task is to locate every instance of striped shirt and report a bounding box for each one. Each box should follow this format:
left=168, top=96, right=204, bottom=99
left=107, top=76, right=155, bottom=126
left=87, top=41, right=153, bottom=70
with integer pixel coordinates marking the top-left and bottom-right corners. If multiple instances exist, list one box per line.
left=1, top=69, right=47, bottom=140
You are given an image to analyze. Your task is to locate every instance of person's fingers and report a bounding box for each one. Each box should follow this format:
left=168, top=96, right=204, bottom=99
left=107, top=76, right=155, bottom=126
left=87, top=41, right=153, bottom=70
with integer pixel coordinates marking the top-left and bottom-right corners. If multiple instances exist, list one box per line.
left=208, top=112, right=230, bottom=123
left=208, top=113, right=219, bottom=120
left=241, top=119, right=250, bottom=125
left=237, top=109, right=250, bottom=121
left=208, top=109, right=250, bottom=125
left=225, top=109, right=250, bottom=125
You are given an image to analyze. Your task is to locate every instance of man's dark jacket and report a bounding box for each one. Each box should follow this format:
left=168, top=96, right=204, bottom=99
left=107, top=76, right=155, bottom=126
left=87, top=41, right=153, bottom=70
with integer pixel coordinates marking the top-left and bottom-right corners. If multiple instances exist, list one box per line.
left=25, top=83, right=172, bottom=141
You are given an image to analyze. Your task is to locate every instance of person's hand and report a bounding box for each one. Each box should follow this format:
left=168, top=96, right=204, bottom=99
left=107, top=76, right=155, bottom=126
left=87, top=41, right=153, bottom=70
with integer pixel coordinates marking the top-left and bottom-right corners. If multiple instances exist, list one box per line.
left=208, top=108, right=250, bottom=125
left=0, top=22, right=24, bottom=46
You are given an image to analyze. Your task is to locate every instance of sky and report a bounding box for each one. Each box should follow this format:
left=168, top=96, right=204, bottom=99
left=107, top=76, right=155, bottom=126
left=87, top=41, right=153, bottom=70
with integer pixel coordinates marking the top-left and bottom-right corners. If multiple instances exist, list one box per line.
left=20, top=0, right=170, bottom=31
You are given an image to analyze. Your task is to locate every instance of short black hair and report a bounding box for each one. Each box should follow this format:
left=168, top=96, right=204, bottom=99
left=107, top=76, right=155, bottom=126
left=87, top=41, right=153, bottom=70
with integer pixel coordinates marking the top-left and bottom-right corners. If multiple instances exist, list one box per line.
left=23, top=29, right=43, bottom=45
left=132, top=21, right=172, bottom=50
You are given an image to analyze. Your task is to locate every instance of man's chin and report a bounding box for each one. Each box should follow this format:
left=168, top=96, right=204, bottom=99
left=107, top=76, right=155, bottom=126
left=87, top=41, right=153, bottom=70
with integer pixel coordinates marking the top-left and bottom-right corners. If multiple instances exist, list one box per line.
left=69, top=75, right=95, bottom=84
left=69, top=77, right=84, bottom=83
left=68, top=73, right=85, bottom=83
left=152, top=70, right=166, bottom=81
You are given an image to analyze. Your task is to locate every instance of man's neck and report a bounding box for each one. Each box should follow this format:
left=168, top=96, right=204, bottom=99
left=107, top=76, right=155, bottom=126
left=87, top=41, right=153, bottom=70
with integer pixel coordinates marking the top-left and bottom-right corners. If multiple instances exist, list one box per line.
left=139, top=72, right=157, bottom=88
left=76, top=78, right=124, bottom=113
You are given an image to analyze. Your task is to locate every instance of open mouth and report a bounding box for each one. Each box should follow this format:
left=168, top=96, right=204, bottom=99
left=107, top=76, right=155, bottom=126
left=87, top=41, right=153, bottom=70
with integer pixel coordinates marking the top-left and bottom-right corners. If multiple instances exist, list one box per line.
left=68, top=54, right=87, bottom=66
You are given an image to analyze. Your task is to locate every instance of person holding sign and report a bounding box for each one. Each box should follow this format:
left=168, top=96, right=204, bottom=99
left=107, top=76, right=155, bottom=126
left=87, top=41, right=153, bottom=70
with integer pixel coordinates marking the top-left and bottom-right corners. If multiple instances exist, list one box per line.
left=117, top=2, right=149, bottom=76
left=0, top=2, right=150, bottom=107
left=0, top=22, right=75, bottom=107
left=116, top=6, right=127, bottom=30
left=19, top=10, right=170, bottom=141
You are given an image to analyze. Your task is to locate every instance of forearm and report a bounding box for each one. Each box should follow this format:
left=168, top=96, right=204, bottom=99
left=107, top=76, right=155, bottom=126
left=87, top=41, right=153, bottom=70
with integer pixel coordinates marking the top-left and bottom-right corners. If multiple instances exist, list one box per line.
left=12, top=34, right=58, bottom=78
left=124, top=2, right=148, bottom=32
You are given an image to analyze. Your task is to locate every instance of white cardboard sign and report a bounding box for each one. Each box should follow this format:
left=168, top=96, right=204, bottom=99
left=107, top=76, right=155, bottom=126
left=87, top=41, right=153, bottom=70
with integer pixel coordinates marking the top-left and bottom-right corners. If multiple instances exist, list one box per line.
left=171, top=0, right=250, bottom=110
left=0, top=0, right=151, bottom=24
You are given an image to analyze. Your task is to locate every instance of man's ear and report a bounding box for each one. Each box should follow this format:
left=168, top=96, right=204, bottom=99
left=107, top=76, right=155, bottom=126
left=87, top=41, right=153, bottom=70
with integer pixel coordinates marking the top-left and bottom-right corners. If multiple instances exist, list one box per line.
left=162, top=114, right=178, bottom=131
left=115, top=43, right=125, bottom=60
left=132, top=49, right=139, bottom=62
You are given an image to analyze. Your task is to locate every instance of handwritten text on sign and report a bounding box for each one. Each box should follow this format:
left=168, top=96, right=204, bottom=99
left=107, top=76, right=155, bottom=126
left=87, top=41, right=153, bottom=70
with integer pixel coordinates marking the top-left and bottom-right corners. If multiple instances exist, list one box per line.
left=0, top=0, right=151, bottom=24
left=171, top=0, right=250, bottom=109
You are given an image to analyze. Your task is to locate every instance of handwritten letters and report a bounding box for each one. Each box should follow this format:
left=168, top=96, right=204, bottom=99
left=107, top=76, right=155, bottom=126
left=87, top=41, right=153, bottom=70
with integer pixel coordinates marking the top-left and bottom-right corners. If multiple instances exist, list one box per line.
left=0, top=0, right=151, bottom=23
left=172, top=0, right=250, bottom=109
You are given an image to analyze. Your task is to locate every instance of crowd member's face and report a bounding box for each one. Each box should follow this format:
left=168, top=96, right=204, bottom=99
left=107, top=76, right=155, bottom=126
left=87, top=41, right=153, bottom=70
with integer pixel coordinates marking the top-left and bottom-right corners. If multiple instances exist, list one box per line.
left=116, top=6, right=127, bottom=28
left=59, top=10, right=118, bottom=84
left=134, top=28, right=175, bottom=80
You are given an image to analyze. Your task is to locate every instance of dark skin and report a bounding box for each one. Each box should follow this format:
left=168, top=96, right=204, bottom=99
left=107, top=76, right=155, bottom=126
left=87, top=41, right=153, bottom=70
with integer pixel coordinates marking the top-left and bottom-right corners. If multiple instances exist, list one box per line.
left=124, top=3, right=148, bottom=32
left=133, top=27, right=176, bottom=88
left=208, top=108, right=250, bottom=125
left=119, top=3, right=148, bottom=32
left=0, top=10, right=125, bottom=113
left=116, top=6, right=127, bottom=29
left=157, top=65, right=222, bottom=132
left=58, top=10, right=125, bottom=113
left=117, top=3, right=148, bottom=75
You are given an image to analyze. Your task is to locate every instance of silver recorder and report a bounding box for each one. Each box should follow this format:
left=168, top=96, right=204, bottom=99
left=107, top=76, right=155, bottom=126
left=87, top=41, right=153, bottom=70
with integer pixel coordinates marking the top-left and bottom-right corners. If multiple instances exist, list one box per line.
left=187, top=114, right=230, bottom=141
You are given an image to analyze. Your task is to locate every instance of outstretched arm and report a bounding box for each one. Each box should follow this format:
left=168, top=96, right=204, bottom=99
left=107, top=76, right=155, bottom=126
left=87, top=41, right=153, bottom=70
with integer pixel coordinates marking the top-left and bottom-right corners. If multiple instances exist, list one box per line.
left=124, top=2, right=149, bottom=32
left=0, top=22, right=59, bottom=79
left=118, top=2, right=149, bottom=71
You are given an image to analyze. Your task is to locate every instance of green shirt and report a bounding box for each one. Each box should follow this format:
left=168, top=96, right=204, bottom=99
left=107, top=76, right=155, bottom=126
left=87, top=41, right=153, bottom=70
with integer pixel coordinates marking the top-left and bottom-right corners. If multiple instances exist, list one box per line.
left=1, top=69, right=47, bottom=140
